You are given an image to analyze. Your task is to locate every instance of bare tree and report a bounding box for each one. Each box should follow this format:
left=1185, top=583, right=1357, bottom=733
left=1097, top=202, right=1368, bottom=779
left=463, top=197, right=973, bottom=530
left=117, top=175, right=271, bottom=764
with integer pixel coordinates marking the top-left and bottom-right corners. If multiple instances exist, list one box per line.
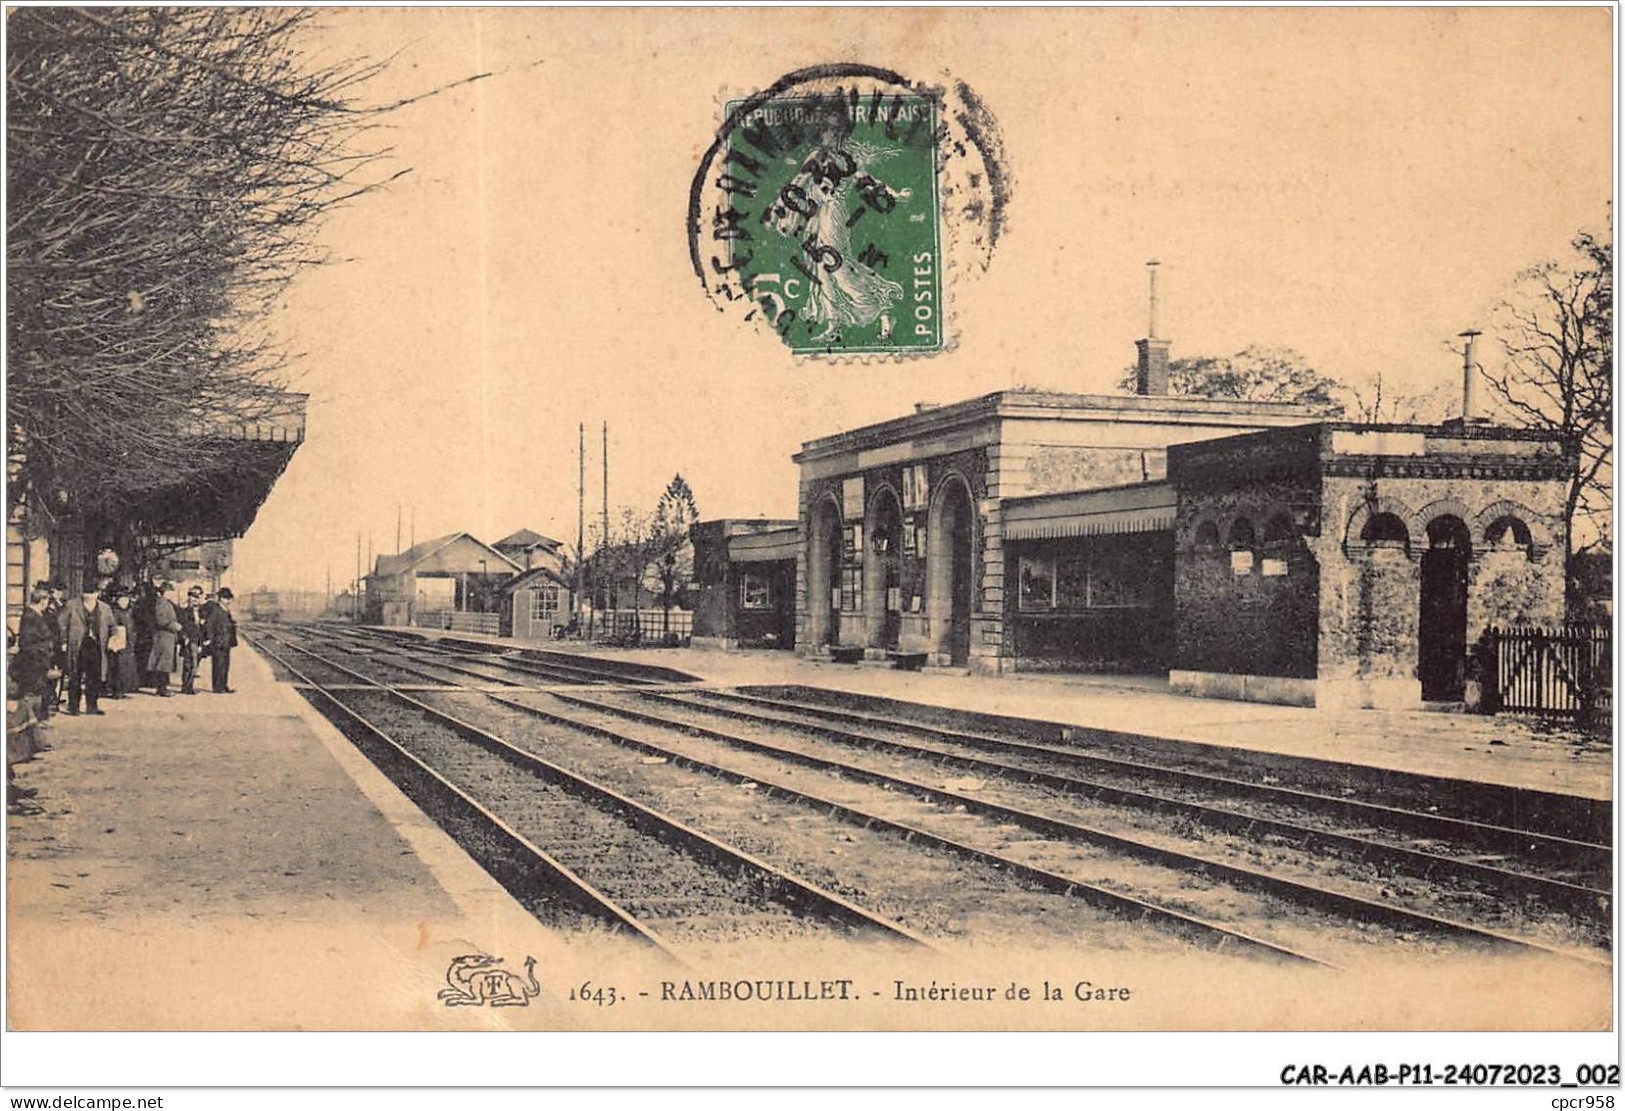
left=7, top=9, right=486, bottom=561
left=1119, top=346, right=1346, bottom=413
left=1342, top=371, right=1453, bottom=424
left=1482, top=227, right=1613, bottom=571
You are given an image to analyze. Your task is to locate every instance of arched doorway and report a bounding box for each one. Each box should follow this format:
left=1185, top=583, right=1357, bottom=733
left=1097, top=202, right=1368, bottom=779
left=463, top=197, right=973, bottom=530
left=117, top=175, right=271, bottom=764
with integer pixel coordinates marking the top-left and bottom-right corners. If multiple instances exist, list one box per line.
left=863, top=486, right=903, bottom=650
left=1420, top=515, right=1472, bottom=701
left=807, top=497, right=843, bottom=647
left=927, top=476, right=975, bottom=666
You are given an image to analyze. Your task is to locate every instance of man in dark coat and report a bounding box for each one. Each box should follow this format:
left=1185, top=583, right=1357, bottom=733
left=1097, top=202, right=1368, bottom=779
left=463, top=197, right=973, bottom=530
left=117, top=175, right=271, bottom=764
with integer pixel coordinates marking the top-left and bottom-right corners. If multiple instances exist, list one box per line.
left=40, top=581, right=65, bottom=718
left=60, top=585, right=113, bottom=715
left=15, top=584, right=59, bottom=717
left=147, top=582, right=182, bottom=697
left=133, top=570, right=162, bottom=689
left=204, top=587, right=238, bottom=694
left=178, top=585, right=206, bottom=695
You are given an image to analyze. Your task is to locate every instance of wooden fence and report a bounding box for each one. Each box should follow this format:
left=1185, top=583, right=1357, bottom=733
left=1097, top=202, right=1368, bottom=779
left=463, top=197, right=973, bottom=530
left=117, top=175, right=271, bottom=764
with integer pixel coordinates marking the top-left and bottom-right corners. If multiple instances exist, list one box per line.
left=592, top=608, right=692, bottom=644
left=413, top=610, right=501, bottom=636
left=1481, top=624, right=1612, bottom=723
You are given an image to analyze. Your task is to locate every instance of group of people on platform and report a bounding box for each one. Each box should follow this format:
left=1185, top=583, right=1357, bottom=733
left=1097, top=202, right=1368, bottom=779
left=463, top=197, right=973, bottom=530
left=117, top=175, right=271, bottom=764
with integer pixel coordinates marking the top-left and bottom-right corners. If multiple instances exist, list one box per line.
left=7, top=575, right=238, bottom=815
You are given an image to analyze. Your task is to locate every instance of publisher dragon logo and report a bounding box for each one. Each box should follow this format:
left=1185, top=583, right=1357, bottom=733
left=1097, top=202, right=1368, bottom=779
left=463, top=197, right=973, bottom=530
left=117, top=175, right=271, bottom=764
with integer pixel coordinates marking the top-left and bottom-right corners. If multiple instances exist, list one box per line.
left=437, top=953, right=541, bottom=1008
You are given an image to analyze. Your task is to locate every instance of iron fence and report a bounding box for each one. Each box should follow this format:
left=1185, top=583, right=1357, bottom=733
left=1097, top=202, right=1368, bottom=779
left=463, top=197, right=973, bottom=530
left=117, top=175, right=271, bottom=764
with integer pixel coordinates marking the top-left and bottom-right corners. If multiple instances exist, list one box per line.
left=1481, top=623, right=1612, bottom=724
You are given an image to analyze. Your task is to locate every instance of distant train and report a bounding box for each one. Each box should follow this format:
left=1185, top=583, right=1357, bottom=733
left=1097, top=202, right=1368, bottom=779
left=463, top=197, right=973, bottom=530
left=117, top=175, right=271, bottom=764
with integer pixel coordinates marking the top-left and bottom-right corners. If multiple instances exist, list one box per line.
left=248, top=589, right=282, bottom=623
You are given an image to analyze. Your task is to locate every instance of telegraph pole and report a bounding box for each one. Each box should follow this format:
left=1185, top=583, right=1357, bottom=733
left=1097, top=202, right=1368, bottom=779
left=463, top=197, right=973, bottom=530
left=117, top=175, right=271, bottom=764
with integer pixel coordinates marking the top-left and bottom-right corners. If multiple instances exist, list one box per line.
left=354, top=531, right=361, bottom=623
left=396, top=504, right=402, bottom=554
left=577, top=422, right=586, bottom=624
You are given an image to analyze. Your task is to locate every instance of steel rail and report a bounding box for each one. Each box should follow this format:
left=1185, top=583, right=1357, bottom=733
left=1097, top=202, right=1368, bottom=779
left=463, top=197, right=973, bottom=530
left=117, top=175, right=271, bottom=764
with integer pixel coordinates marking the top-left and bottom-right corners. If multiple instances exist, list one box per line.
left=254, top=633, right=927, bottom=948
left=695, top=688, right=1612, bottom=871
left=543, top=689, right=1606, bottom=968
left=245, top=634, right=676, bottom=954
left=269, top=626, right=538, bottom=691
left=636, top=689, right=1610, bottom=922
left=277, top=624, right=551, bottom=689
left=462, top=691, right=1335, bottom=968
left=327, top=624, right=662, bottom=686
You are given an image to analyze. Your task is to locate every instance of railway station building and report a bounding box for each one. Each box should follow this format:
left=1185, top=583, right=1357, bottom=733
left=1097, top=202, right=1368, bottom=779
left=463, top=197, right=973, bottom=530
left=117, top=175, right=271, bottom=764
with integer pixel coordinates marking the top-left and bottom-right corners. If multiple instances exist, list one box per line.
left=789, top=338, right=1570, bottom=710
left=690, top=518, right=801, bottom=650
left=364, top=532, right=520, bottom=631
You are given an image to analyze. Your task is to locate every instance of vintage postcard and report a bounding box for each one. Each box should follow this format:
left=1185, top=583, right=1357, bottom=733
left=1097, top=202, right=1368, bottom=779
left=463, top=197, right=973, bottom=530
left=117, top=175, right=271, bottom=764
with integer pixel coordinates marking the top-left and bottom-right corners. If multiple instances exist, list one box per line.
left=3, top=3, right=1615, bottom=1096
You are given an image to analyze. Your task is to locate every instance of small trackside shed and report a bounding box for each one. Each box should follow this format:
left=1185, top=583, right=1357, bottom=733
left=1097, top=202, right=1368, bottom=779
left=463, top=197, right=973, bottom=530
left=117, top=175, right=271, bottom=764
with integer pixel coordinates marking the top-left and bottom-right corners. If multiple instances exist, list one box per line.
left=501, top=565, right=575, bottom=639
left=691, top=519, right=800, bottom=649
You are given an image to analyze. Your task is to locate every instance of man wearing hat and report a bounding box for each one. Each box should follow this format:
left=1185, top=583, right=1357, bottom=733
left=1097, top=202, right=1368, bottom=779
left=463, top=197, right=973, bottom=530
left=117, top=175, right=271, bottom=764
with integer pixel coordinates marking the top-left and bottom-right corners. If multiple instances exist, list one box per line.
left=147, top=582, right=182, bottom=697
left=133, top=569, right=163, bottom=690
left=203, top=587, right=238, bottom=694
left=59, top=583, right=113, bottom=715
left=41, top=581, right=66, bottom=718
left=178, top=586, right=206, bottom=696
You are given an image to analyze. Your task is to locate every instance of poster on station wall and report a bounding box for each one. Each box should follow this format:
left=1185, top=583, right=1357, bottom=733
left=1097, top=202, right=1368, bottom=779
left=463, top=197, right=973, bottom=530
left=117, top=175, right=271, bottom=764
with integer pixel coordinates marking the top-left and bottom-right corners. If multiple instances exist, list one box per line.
left=841, top=476, right=865, bottom=521
left=5, top=4, right=1612, bottom=1096
left=902, top=464, right=930, bottom=512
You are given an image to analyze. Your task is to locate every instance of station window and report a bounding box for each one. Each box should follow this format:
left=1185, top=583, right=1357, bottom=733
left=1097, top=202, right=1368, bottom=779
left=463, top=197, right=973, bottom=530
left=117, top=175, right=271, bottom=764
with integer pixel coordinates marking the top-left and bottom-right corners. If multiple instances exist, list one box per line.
left=1360, top=512, right=1411, bottom=549
left=740, top=569, right=773, bottom=610
left=1018, top=556, right=1055, bottom=610
left=1485, top=515, right=1533, bottom=551
left=1018, top=543, right=1157, bottom=611
left=1227, top=517, right=1257, bottom=551
left=530, top=585, right=560, bottom=620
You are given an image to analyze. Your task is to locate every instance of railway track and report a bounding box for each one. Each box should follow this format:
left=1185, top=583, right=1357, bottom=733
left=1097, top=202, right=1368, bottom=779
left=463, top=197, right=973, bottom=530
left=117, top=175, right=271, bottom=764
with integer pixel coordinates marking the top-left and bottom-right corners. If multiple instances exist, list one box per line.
left=632, top=687, right=1612, bottom=922
left=255, top=628, right=1334, bottom=966
left=520, top=687, right=1606, bottom=965
left=251, top=630, right=925, bottom=956
left=252, top=626, right=1608, bottom=969
left=295, top=622, right=680, bottom=688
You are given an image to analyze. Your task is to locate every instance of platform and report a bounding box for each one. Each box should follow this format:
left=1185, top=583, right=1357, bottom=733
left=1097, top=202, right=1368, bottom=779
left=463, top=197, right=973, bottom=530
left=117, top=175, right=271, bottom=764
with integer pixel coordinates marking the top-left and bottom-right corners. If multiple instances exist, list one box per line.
left=4, top=644, right=567, bottom=1030
left=396, top=626, right=1612, bottom=802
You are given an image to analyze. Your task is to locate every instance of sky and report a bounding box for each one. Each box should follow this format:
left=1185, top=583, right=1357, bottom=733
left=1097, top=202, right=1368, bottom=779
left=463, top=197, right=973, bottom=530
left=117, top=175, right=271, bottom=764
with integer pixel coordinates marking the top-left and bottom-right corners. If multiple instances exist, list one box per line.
left=230, top=6, right=1613, bottom=594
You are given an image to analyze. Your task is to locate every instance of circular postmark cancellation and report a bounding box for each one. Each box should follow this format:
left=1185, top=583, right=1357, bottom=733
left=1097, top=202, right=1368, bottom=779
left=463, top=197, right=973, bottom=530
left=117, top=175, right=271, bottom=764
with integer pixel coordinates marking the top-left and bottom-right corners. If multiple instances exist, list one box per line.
left=688, top=64, right=1010, bottom=359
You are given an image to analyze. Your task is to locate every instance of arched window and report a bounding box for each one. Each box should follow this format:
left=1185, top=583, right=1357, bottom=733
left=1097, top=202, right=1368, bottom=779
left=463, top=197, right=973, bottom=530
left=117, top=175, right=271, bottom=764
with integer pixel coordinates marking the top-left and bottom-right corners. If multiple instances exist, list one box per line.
left=1263, top=513, right=1298, bottom=549
left=1485, top=515, right=1533, bottom=551
left=1194, top=520, right=1221, bottom=551
left=1227, top=517, right=1256, bottom=551
left=1426, top=515, right=1471, bottom=551
left=1359, top=512, right=1410, bottom=549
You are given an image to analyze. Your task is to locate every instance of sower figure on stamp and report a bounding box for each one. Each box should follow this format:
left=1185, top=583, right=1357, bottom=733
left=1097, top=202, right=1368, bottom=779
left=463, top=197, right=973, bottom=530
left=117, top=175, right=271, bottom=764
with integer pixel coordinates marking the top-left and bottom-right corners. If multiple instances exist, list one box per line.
left=178, top=585, right=205, bottom=695
left=768, top=130, right=908, bottom=343
left=60, top=585, right=113, bottom=716
left=147, top=582, right=181, bottom=698
left=204, top=587, right=238, bottom=694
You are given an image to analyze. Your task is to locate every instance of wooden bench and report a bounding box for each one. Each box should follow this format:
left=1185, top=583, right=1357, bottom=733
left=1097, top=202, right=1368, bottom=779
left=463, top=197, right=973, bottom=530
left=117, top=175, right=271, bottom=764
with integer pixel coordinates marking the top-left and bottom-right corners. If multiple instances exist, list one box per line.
left=889, top=651, right=929, bottom=671
left=828, top=645, right=865, bottom=664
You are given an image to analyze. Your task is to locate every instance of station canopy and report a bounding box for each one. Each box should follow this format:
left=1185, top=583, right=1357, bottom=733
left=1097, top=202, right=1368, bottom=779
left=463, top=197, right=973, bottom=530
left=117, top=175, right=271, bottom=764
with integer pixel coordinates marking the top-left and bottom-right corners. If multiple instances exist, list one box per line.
left=1001, top=481, right=1176, bottom=542
left=129, top=392, right=308, bottom=545
left=729, top=527, right=801, bottom=563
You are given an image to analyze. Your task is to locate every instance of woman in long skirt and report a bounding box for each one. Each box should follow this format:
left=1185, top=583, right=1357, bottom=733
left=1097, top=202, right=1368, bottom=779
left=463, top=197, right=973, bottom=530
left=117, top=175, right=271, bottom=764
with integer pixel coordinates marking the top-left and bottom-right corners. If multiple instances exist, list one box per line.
left=108, top=592, right=140, bottom=697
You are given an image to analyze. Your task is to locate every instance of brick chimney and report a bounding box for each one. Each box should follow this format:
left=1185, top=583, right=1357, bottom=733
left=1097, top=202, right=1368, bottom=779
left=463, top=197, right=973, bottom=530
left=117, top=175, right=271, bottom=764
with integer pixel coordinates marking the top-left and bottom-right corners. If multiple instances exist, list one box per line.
left=1134, top=259, right=1170, bottom=395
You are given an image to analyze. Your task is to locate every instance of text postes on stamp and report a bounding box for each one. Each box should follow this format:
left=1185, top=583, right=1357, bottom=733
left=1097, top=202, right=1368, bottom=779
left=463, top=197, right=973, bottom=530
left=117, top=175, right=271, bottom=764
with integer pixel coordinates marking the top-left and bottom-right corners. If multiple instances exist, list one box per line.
left=689, top=64, right=1009, bottom=360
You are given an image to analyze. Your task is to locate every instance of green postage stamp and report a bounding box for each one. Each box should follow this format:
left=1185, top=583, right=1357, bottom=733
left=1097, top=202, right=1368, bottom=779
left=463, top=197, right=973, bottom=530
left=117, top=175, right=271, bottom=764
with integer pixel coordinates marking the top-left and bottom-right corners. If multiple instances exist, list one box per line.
left=722, top=92, right=941, bottom=357
left=689, top=64, right=1009, bottom=360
